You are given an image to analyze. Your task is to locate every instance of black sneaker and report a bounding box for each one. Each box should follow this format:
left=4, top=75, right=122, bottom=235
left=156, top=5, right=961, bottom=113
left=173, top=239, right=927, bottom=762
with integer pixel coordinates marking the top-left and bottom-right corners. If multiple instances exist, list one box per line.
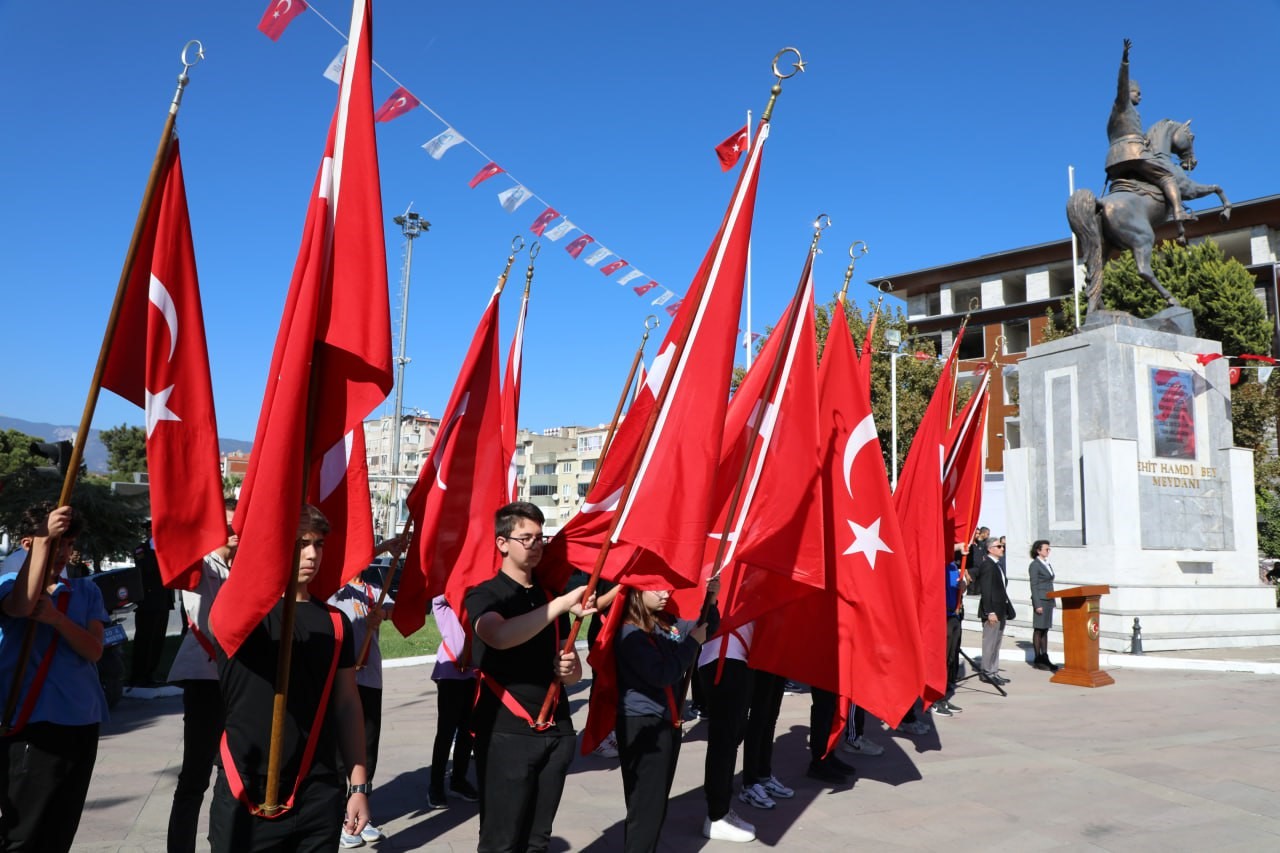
left=827, top=754, right=857, bottom=777
left=426, top=788, right=447, bottom=810
left=805, top=758, right=849, bottom=784
left=933, top=701, right=953, bottom=717
left=450, top=778, right=480, bottom=802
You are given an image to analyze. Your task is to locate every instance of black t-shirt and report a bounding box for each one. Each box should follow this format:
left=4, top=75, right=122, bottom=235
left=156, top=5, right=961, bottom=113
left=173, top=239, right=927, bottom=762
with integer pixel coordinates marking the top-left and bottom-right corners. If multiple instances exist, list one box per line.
left=216, top=597, right=355, bottom=801
left=466, top=572, right=573, bottom=737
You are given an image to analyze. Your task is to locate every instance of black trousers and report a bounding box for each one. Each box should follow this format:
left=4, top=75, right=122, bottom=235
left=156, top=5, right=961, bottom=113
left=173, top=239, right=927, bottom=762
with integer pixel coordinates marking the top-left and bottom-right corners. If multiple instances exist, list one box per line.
left=741, top=670, right=784, bottom=785
left=618, top=714, right=681, bottom=853
left=207, top=771, right=344, bottom=853
left=431, top=677, right=475, bottom=792
left=809, top=687, right=837, bottom=759
left=946, top=615, right=963, bottom=689
left=0, top=722, right=98, bottom=853
left=357, top=685, right=382, bottom=785
left=474, top=730, right=575, bottom=853
left=131, top=609, right=170, bottom=684
left=167, top=680, right=225, bottom=853
left=699, top=658, right=750, bottom=821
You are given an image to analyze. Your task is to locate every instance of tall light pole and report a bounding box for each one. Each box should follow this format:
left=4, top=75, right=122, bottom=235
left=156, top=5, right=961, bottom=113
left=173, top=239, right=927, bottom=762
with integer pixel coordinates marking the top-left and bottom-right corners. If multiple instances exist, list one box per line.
left=885, top=328, right=903, bottom=490
left=388, top=209, right=429, bottom=538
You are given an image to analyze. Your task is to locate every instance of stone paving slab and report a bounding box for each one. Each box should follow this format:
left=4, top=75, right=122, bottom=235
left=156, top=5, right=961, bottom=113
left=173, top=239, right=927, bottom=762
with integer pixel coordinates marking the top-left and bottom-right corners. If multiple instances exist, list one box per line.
left=71, top=632, right=1280, bottom=852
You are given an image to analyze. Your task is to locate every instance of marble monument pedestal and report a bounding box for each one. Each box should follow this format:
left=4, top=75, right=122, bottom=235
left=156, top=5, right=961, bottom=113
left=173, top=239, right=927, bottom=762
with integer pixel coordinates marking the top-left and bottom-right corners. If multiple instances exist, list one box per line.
left=1001, top=313, right=1280, bottom=652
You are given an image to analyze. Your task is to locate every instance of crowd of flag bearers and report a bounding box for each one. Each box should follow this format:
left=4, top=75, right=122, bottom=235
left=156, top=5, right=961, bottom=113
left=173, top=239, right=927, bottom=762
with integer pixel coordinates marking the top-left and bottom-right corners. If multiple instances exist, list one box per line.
left=0, top=1, right=1018, bottom=851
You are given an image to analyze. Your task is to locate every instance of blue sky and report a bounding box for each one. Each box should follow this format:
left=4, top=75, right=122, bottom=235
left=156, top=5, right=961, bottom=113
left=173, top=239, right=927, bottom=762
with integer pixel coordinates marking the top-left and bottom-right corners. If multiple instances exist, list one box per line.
left=3, top=1, right=1277, bottom=442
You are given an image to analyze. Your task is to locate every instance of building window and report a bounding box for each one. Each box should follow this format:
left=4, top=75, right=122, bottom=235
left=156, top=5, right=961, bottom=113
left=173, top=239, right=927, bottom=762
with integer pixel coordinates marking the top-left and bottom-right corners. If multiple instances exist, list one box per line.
left=1002, top=320, right=1030, bottom=354
left=530, top=484, right=555, bottom=496
left=958, top=326, right=986, bottom=361
left=1003, top=366, right=1020, bottom=406
left=1002, top=273, right=1027, bottom=305
left=1049, top=265, right=1076, bottom=298
left=535, top=463, right=556, bottom=475
left=561, top=483, right=573, bottom=495
left=952, top=282, right=981, bottom=314
left=578, top=482, right=590, bottom=498
left=560, top=461, right=574, bottom=473
left=578, top=434, right=603, bottom=453
left=581, top=459, right=597, bottom=472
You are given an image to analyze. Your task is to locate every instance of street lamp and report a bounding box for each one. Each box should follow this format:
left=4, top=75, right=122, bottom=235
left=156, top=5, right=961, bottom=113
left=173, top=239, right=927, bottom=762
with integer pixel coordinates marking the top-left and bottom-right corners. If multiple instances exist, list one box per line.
left=882, top=328, right=935, bottom=491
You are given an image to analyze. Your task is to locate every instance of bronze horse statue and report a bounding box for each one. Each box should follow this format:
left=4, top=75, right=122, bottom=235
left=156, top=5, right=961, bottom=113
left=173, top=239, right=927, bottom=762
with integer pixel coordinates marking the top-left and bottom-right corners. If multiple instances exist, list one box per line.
left=1068, top=118, right=1230, bottom=314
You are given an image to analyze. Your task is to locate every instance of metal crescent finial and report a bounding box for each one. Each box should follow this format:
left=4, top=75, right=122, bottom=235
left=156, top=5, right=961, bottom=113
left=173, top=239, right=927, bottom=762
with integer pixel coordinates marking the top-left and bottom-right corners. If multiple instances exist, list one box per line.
left=969, top=296, right=981, bottom=312
left=644, top=314, right=659, bottom=331
left=510, top=234, right=525, bottom=254
left=181, top=40, right=205, bottom=71
left=850, top=241, right=869, bottom=261
left=810, top=214, right=830, bottom=253
left=877, top=279, right=893, bottom=294
left=528, top=241, right=541, bottom=260
left=772, top=47, right=806, bottom=80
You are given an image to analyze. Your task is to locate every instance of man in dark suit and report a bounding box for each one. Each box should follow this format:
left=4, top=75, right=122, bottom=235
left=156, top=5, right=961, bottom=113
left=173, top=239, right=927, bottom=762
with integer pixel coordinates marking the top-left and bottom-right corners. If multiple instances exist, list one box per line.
left=977, top=540, right=1012, bottom=686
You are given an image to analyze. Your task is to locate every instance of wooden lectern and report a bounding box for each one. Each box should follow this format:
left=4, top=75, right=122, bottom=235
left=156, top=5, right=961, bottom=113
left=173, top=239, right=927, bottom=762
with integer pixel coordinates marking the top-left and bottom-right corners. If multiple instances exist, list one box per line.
left=1046, top=585, right=1114, bottom=687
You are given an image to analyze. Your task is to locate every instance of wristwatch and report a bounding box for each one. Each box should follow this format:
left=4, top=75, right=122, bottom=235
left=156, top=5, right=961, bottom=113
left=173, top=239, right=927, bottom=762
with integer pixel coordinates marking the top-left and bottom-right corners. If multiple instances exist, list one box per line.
left=348, top=782, right=372, bottom=796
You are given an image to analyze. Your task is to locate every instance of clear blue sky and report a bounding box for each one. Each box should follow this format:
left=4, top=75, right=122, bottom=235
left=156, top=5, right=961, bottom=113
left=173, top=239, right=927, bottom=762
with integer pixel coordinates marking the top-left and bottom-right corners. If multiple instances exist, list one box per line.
left=3, top=1, right=1277, bottom=442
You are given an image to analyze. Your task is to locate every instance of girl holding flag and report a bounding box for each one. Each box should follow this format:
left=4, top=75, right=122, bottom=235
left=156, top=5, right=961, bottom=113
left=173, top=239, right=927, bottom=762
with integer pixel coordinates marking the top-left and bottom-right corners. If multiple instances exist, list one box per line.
left=614, top=580, right=718, bottom=853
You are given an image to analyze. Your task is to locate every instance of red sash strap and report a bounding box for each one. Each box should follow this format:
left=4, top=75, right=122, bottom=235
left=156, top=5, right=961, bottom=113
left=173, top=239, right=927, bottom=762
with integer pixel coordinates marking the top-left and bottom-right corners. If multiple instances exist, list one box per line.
left=5, top=592, right=73, bottom=736
left=185, top=614, right=217, bottom=661
left=713, top=627, right=748, bottom=685
left=473, top=589, right=561, bottom=731
left=218, top=608, right=345, bottom=818
left=644, top=631, right=682, bottom=728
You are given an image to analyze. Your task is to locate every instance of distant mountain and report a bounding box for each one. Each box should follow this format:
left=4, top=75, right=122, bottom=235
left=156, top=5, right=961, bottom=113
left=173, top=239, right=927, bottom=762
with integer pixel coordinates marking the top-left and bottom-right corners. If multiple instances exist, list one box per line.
left=0, top=415, right=251, bottom=474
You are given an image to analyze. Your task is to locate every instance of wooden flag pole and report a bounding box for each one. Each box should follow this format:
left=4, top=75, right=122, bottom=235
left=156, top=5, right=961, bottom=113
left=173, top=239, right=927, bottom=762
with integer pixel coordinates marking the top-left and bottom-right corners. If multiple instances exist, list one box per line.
left=584, top=316, right=658, bottom=495
left=355, top=520, right=415, bottom=670
left=0, top=41, right=204, bottom=735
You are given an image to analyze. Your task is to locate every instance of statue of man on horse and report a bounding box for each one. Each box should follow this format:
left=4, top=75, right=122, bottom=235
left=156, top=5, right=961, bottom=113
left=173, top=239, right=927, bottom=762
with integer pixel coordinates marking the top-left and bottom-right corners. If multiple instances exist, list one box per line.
left=1067, top=39, right=1231, bottom=317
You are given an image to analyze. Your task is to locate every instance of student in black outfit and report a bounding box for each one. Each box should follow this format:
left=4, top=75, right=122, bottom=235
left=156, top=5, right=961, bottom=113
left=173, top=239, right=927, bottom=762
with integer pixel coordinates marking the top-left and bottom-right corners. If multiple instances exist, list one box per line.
left=614, top=581, right=718, bottom=853
left=209, top=505, right=370, bottom=853
left=466, top=502, right=594, bottom=853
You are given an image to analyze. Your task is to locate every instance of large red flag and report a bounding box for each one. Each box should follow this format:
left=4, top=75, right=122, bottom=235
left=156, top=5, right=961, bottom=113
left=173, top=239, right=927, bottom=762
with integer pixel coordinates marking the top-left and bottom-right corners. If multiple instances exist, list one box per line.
left=392, top=286, right=507, bottom=636
left=944, top=364, right=991, bottom=559
left=891, top=328, right=965, bottom=703
left=501, top=281, right=531, bottom=501
left=541, top=121, right=770, bottom=592
left=257, top=0, right=308, bottom=41
left=212, top=0, right=393, bottom=657
left=580, top=583, right=629, bottom=755
left=670, top=259, right=823, bottom=630
left=101, top=140, right=224, bottom=591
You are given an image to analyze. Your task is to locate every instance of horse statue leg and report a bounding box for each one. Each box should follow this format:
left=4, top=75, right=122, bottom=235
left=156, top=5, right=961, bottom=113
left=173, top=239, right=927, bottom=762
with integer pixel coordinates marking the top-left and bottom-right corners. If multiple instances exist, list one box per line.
left=1131, top=241, right=1180, bottom=308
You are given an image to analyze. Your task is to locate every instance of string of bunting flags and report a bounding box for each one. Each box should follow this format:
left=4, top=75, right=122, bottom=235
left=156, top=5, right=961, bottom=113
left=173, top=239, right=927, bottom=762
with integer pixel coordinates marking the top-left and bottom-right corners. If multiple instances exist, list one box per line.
left=1196, top=351, right=1277, bottom=385
left=257, top=0, right=758, bottom=334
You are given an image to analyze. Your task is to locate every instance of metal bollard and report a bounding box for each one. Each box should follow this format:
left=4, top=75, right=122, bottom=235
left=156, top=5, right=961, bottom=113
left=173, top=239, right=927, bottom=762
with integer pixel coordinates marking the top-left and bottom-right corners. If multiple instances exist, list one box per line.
left=1130, top=617, right=1144, bottom=655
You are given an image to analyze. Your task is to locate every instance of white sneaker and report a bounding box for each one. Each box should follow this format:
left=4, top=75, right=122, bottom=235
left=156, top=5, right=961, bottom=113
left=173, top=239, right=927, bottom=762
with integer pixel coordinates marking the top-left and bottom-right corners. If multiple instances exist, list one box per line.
left=593, top=730, right=619, bottom=759
left=738, top=782, right=776, bottom=809
left=703, top=809, right=756, bottom=843
left=360, top=822, right=385, bottom=842
left=843, top=735, right=885, bottom=756
left=761, top=775, right=794, bottom=799
left=339, top=828, right=365, bottom=848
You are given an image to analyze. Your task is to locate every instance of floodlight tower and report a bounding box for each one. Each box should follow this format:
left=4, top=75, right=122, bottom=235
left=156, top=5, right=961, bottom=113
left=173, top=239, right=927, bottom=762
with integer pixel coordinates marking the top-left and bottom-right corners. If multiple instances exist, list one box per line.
left=387, top=209, right=429, bottom=537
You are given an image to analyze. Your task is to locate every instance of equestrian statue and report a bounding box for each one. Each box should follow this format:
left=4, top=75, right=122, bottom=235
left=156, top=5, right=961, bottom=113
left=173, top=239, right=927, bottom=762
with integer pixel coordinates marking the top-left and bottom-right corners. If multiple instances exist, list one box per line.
left=1067, top=39, right=1230, bottom=315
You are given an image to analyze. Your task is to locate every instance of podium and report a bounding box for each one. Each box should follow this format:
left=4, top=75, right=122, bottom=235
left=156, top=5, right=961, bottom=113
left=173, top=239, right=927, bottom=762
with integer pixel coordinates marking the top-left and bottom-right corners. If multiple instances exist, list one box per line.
left=1046, top=585, right=1114, bottom=687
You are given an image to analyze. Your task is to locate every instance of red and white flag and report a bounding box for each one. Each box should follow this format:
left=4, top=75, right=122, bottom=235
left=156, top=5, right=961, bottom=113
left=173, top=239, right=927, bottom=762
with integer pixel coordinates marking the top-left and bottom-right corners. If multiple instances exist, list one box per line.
left=212, top=0, right=393, bottom=657
left=600, top=258, right=628, bottom=276
left=892, top=328, right=965, bottom=703
left=374, top=86, right=419, bottom=123
left=542, top=121, right=770, bottom=592
left=633, top=281, right=658, bottom=296
left=258, top=0, right=308, bottom=41
left=501, top=281, right=531, bottom=501
left=392, top=286, right=507, bottom=636
left=528, top=207, right=560, bottom=237
left=565, top=234, right=595, bottom=259
left=943, top=365, right=991, bottom=558
left=469, top=161, right=505, bottom=189
left=101, top=140, right=224, bottom=591
left=715, top=124, right=750, bottom=172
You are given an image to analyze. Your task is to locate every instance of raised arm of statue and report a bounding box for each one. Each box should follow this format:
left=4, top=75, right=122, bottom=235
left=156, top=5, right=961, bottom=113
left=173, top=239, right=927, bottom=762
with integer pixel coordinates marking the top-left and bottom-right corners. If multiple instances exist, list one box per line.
left=1115, top=38, right=1132, bottom=106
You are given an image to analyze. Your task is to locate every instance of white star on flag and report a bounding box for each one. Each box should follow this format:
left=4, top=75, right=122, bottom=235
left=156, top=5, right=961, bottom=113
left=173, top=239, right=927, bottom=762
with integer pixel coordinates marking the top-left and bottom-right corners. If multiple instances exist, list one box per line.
left=145, top=385, right=181, bottom=438
left=843, top=516, right=893, bottom=569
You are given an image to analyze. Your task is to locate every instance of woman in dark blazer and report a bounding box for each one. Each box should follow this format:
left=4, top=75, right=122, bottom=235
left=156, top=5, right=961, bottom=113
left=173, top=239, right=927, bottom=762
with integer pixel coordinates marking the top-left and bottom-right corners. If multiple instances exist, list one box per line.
left=1028, top=540, right=1058, bottom=672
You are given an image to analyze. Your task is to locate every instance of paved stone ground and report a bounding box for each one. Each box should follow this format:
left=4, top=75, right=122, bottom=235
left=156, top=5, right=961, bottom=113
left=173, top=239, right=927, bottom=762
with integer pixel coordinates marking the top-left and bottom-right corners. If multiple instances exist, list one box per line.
left=71, top=632, right=1280, bottom=852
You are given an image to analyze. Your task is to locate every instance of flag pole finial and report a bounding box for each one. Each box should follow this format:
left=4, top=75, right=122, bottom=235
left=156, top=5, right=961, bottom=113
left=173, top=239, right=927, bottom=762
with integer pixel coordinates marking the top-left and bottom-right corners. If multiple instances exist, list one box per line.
left=172, top=40, right=205, bottom=116
left=642, top=313, right=659, bottom=343
left=810, top=213, right=831, bottom=253
left=495, top=236, right=526, bottom=294
left=762, top=46, right=804, bottom=123
left=522, top=239, right=539, bottom=295
left=839, top=240, right=869, bottom=301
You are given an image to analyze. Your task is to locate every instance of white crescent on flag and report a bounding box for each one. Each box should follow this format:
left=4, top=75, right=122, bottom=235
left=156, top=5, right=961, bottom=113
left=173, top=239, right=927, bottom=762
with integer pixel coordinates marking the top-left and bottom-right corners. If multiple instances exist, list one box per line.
left=840, top=413, right=893, bottom=569
left=429, top=392, right=469, bottom=490
left=275, top=0, right=292, bottom=16
left=842, top=413, right=878, bottom=498
left=149, top=275, right=179, bottom=362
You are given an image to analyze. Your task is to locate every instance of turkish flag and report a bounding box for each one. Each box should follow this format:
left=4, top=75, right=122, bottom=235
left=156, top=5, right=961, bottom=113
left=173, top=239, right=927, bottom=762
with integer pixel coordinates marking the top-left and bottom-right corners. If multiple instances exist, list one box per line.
left=373, top=86, right=419, bottom=123
left=101, top=140, right=225, bottom=591
left=633, top=280, right=658, bottom=296
left=714, top=124, right=749, bottom=172
left=212, top=0, right=393, bottom=657
left=392, top=287, right=507, bottom=636
left=257, top=0, right=308, bottom=41
left=892, top=327, right=965, bottom=703
left=501, top=283, right=531, bottom=501
left=673, top=262, right=824, bottom=632
left=600, top=259, right=628, bottom=276
left=469, top=161, right=505, bottom=189
left=528, top=206, right=560, bottom=237
left=580, top=584, right=629, bottom=755
left=943, top=366, right=991, bottom=563
left=564, top=233, right=595, bottom=259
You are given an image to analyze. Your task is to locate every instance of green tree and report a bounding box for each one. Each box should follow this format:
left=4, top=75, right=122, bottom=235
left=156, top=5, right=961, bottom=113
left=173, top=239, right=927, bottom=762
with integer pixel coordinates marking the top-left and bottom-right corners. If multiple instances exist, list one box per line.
left=0, top=429, right=46, bottom=477
left=100, top=423, right=148, bottom=480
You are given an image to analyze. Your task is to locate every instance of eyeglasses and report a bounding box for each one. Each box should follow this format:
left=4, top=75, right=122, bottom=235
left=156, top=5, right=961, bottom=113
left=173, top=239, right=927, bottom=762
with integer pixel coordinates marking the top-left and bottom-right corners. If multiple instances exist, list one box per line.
left=506, top=533, right=549, bottom=548
left=988, top=544, right=1004, bottom=550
